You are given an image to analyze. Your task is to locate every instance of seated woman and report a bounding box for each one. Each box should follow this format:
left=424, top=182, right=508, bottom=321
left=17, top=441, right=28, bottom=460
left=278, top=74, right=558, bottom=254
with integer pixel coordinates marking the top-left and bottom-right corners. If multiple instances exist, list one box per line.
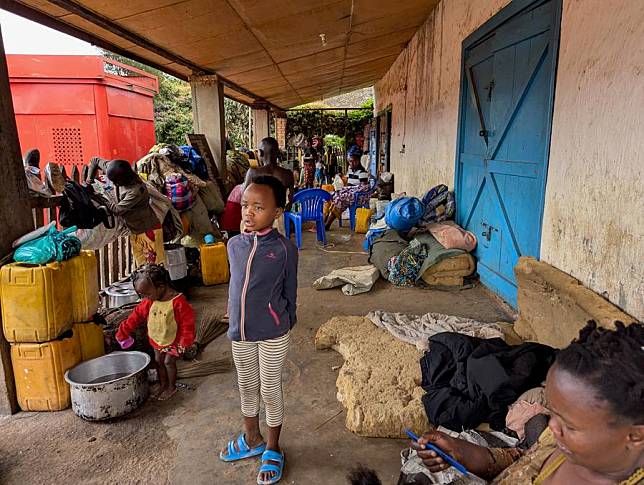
left=412, top=321, right=643, bottom=484
left=324, top=145, right=370, bottom=230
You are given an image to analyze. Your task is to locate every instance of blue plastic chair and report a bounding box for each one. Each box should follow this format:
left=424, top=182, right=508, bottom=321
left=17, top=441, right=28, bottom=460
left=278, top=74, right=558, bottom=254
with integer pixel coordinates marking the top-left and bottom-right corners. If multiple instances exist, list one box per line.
left=284, top=189, right=331, bottom=249
left=339, top=182, right=377, bottom=231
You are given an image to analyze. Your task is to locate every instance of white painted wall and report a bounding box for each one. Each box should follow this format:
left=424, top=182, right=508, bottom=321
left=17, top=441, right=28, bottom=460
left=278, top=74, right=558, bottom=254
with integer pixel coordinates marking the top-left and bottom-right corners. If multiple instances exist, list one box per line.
left=541, top=0, right=644, bottom=319
left=374, top=0, right=643, bottom=319
left=374, top=0, right=510, bottom=196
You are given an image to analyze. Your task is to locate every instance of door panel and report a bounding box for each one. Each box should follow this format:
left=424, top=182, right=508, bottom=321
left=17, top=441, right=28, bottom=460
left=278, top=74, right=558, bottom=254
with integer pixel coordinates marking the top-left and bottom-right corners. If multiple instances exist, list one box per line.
left=456, top=0, right=560, bottom=306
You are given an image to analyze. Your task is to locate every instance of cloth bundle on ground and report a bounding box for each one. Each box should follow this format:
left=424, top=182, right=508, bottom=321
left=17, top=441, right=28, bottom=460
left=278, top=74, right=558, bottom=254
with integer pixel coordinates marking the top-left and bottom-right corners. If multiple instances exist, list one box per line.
left=426, top=221, right=477, bottom=252
left=420, top=252, right=476, bottom=287
left=370, top=230, right=468, bottom=284
left=420, top=184, right=455, bottom=224
left=387, top=239, right=427, bottom=287
left=313, top=265, right=380, bottom=295
left=420, top=332, right=555, bottom=431
left=367, top=310, right=505, bottom=350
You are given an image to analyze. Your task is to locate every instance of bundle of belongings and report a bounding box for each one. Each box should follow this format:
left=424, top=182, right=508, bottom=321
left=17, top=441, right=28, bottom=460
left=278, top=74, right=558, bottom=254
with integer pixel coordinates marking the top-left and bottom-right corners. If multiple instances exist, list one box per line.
left=138, top=145, right=225, bottom=247
left=224, top=149, right=251, bottom=193
left=420, top=332, right=556, bottom=432
left=12, top=223, right=81, bottom=264
left=365, top=184, right=477, bottom=288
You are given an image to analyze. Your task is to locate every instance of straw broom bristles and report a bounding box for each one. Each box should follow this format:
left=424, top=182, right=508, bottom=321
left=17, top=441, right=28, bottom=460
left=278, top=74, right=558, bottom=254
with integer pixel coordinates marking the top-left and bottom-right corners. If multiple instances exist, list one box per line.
left=177, top=357, right=231, bottom=379
left=196, top=309, right=228, bottom=349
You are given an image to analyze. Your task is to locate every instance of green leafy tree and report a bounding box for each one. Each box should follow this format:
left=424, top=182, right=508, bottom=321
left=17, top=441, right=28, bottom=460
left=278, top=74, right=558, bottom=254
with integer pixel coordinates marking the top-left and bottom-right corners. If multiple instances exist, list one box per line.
left=101, top=51, right=251, bottom=148
left=286, top=98, right=373, bottom=147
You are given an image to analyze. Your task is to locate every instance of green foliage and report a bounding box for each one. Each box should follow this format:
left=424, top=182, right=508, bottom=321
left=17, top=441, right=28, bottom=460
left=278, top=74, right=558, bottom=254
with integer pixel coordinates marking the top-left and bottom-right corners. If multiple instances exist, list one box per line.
left=286, top=98, right=373, bottom=146
left=323, top=134, right=345, bottom=149
left=154, top=78, right=193, bottom=146
left=101, top=50, right=251, bottom=148
left=224, top=98, right=250, bottom=148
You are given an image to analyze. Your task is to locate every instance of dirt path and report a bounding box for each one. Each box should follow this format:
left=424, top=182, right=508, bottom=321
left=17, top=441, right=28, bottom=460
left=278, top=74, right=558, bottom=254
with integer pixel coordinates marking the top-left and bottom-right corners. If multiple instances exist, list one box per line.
left=0, top=229, right=512, bottom=484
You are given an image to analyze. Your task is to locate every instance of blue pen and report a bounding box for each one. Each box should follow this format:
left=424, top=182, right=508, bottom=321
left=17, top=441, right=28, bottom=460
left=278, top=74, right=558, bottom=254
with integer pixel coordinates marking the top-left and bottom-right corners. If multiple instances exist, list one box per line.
left=405, top=429, right=469, bottom=476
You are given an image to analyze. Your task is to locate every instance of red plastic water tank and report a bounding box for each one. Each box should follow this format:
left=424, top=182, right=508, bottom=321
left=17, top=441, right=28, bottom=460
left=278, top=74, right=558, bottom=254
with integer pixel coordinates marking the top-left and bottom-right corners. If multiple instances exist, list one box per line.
left=7, top=55, right=159, bottom=169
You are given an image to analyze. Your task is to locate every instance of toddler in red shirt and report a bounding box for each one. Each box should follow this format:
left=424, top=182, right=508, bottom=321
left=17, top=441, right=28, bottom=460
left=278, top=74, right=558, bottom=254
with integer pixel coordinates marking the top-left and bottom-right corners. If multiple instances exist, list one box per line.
left=116, top=264, right=195, bottom=400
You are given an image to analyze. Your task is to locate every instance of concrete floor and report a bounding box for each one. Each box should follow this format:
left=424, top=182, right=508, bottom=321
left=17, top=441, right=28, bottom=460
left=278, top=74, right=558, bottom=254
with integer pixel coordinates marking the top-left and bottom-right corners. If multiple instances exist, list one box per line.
left=0, top=227, right=513, bottom=485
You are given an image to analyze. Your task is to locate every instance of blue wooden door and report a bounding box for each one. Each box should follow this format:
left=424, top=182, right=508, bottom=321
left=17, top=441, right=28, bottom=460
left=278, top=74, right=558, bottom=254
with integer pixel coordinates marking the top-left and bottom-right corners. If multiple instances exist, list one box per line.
left=456, top=0, right=561, bottom=306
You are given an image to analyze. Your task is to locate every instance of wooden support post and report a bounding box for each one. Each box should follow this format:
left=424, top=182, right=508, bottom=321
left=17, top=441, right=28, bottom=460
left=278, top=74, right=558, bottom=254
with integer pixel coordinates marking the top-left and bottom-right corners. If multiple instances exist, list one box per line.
left=0, top=26, right=38, bottom=415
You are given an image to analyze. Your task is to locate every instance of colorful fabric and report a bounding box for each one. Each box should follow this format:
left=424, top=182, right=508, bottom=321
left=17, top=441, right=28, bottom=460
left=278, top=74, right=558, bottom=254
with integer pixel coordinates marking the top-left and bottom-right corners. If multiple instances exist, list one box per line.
left=165, top=173, right=195, bottom=211
left=302, top=160, right=315, bottom=187
left=116, top=294, right=195, bottom=351
left=331, top=185, right=370, bottom=212
left=387, top=240, right=427, bottom=287
left=421, top=184, right=456, bottom=223
left=130, top=228, right=165, bottom=266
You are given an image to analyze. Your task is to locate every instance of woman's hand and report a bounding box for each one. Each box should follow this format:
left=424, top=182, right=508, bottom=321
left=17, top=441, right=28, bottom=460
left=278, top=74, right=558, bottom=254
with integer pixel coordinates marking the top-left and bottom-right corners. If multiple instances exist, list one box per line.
left=412, top=430, right=495, bottom=476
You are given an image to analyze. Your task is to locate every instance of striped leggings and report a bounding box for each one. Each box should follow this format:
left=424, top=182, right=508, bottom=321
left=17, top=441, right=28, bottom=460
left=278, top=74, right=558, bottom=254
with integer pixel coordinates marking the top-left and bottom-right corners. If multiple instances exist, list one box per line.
left=231, top=332, right=291, bottom=428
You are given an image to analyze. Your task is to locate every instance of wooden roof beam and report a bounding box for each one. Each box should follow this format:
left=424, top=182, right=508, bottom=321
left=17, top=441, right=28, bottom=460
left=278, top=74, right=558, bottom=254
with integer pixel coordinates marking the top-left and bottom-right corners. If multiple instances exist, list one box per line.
left=2, top=0, right=282, bottom=109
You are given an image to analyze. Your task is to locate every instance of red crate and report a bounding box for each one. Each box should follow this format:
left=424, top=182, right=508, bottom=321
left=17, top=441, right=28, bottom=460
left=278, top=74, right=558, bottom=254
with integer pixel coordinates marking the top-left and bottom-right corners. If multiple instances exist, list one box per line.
left=8, top=55, right=159, bottom=169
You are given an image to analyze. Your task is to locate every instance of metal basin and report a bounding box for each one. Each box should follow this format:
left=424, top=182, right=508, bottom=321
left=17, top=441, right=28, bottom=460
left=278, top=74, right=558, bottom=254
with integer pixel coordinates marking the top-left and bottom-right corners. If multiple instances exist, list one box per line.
left=65, top=351, right=150, bottom=421
left=104, top=280, right=139, bottom=309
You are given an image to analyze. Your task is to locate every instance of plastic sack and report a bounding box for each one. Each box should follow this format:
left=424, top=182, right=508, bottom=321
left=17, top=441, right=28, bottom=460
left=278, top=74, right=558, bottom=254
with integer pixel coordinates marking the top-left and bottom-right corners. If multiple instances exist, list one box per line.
left=385, top=196, right=424, bottom=232
left=14, top=226, right=81, bottom=264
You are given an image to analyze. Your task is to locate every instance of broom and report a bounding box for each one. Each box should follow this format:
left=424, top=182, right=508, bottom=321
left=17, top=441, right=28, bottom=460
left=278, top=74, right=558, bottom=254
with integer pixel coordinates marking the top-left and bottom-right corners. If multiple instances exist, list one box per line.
left=182, top=309, right=229, bottom=359
left=177, top=357, right=231, bottom=379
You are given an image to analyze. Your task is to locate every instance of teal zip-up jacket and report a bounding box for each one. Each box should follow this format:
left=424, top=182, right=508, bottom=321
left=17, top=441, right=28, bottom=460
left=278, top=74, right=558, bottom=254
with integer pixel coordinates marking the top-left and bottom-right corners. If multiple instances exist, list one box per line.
left=226, top=228, right=298, bottom=342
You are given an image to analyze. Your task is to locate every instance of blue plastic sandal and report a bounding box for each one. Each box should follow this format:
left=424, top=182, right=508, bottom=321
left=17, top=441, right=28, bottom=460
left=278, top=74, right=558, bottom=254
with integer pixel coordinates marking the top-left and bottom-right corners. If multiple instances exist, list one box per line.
left=219, top=433, right=266, bottom=462
left=257, top=450, right=285, bottom=485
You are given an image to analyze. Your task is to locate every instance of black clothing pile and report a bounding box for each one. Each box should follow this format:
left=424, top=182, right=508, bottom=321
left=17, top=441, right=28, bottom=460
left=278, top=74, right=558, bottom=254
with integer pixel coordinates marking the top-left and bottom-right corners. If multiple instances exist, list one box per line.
left=420, top=332, right=556, bottom=431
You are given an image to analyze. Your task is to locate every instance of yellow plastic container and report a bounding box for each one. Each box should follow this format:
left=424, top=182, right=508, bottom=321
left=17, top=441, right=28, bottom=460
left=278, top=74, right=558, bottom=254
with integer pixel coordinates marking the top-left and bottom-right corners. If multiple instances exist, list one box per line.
left=201, top=242, right=229, bottom=286
left=11, top=330, right=81, bottom=411
left=355, top=208, right=373, bottom=234
left=1, top=262, right=73, bottom=343
left=68, top=251, right=99, bottom=322
left=73, top=323, right=105, bottom=362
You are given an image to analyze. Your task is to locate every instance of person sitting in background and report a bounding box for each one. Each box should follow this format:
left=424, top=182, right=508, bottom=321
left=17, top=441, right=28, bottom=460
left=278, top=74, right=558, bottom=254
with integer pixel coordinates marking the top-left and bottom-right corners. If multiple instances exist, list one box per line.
left=219, top=183, right=244, bottom=238
left=324, top=145, right=370, bottom=230
left=408, top=321, right=643, bottom=484
left=89, top=158, right=159, bottom=235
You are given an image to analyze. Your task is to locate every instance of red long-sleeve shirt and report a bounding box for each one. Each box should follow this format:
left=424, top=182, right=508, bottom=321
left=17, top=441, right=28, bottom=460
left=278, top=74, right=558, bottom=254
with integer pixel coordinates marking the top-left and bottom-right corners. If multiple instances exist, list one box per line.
left=116, top=294, right=195, bottom=350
